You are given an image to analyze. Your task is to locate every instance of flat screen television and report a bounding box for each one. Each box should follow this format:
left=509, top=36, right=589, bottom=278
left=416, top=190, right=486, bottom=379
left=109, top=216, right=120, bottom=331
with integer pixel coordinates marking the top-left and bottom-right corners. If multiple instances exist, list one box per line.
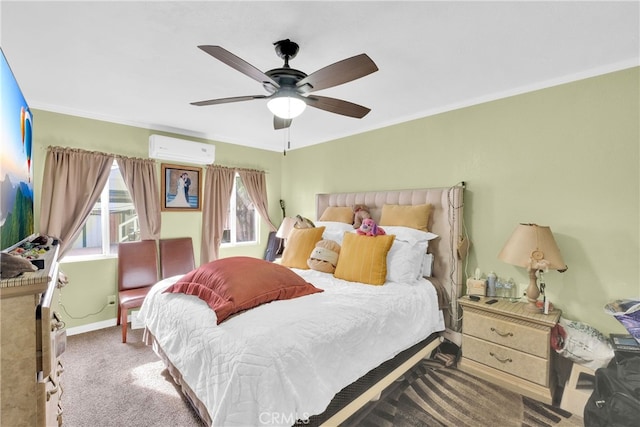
left=1, top=47, right=34, bottom=250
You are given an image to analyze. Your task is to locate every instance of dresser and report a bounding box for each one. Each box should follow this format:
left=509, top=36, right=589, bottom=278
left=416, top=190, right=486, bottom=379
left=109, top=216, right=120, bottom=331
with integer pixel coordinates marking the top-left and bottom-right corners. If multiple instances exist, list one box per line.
left=1, top=239, right=64, bottom=426
left=458, top=296, right=561, bottom=404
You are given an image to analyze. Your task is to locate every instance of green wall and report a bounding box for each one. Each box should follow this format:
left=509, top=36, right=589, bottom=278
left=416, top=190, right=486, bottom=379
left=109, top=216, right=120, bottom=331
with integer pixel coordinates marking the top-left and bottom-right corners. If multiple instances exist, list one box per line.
left=34, top=67, right=638, bottom=336
left=32, top=111, right=283, bottom=330
left=281, top=67, right=639, bottom=336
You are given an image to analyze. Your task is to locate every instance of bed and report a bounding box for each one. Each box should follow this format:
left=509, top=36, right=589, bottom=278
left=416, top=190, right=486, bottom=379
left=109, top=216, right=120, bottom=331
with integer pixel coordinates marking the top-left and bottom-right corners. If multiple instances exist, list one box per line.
left=139, top=186, right=465, bottom=426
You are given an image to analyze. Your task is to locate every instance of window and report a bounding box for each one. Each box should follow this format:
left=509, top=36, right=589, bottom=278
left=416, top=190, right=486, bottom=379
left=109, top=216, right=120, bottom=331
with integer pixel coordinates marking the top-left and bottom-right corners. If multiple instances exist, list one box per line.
left=67, top=161, right=139, bottom=257
left=221, top=173, right=258, bottom=245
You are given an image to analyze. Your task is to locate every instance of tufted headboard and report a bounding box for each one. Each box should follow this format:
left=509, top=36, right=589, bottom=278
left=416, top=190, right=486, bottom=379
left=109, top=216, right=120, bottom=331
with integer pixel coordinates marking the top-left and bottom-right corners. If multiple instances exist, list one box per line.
left=316, top=185, right=465, bottom=331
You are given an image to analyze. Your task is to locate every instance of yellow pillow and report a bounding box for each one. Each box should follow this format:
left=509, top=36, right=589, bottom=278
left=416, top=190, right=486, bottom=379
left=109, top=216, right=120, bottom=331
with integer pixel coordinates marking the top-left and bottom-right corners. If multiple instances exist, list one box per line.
left=280, top=227, right=325, bottom=269
left=334, top=233, right=395, bottom=285
left=318, top=206, right=354, bottom=224
left=379, top=204, right=432, bottom=231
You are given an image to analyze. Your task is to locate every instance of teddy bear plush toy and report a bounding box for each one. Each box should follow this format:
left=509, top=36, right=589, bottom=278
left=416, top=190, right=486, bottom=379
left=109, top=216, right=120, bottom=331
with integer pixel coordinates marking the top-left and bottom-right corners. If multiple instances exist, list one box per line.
left=307, top=239, right=341, bottom=273
left=357, top=218, right=386, bottom=236
left=352, top=204, right=371, bottom=229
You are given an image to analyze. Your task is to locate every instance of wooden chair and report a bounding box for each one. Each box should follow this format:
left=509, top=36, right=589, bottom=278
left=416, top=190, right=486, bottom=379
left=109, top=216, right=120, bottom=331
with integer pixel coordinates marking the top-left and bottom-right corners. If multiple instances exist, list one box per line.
left=159, top=237, right=195, bottom=279
left=117, top=240, right=158, bottom=343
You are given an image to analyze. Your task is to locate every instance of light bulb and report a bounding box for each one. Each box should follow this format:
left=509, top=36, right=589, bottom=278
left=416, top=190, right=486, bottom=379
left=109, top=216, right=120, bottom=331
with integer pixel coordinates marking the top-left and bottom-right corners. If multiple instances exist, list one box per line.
left=267, top=94, right=306, bottom=119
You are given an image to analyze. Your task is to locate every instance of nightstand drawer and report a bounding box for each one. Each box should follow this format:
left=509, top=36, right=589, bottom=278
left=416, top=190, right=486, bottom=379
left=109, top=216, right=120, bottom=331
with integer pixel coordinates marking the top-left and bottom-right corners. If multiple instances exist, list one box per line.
left=463, top=308, right=550, bottom=359
left=462, top=335, right=549, bottom=386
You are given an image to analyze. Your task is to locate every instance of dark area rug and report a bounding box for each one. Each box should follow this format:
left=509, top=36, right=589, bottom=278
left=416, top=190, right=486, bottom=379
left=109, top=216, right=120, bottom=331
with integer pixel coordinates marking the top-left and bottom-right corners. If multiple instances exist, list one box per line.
left=346, top=360, right=583, bottom=427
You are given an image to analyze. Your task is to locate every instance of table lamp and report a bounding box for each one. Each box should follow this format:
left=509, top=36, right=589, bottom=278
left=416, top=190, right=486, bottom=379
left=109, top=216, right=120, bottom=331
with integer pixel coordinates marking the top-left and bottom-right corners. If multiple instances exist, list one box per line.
left=276, top=217, right=297, bottom=244
left=498, top=223, right=567, bottom=311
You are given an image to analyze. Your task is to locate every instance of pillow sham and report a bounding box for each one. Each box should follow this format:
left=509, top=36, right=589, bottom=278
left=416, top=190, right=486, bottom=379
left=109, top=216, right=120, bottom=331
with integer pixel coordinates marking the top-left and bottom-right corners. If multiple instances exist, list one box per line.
left=280, top=226, right=325, bottom=269
left=318, top=206, right=354, bottom=224
left=164, top=256, right=323, bottom=324
left=380, top=226, right=437, bottom=282
left=334, top=233, right=395, bottom=286
left=379, top=204, right=433, bottom=232
left=386, top=239, right=429, bottom=283
left=314, top=221, right=354, bottom=245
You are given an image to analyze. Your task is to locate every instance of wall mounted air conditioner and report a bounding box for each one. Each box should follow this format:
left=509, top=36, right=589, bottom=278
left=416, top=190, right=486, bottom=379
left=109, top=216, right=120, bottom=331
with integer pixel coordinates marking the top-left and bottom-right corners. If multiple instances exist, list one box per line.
left=148, top=134, right=215, bottom=165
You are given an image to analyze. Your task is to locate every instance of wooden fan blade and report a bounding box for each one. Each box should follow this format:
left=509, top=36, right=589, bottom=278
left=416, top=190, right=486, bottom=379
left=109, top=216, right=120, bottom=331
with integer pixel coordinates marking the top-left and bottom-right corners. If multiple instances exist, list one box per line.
left=296, top=54, right=378, bottom=93
left=274, top=116, right=292, bottom=130
left=198, top=45, right=279, bottom=89
left=191, top=95, right=267, bottom=107
left=305, top=95, right=371, bottom=118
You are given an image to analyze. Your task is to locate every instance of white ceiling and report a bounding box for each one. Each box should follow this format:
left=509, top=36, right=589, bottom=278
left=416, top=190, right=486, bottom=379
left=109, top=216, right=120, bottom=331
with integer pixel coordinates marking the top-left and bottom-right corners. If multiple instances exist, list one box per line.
left=1, top=1, right=638, bottom=153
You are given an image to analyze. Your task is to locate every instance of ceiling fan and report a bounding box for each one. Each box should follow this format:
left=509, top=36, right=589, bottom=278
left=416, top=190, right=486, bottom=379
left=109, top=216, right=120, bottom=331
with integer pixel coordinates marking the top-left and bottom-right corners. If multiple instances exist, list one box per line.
left=191, top=39, right=378, bottom=130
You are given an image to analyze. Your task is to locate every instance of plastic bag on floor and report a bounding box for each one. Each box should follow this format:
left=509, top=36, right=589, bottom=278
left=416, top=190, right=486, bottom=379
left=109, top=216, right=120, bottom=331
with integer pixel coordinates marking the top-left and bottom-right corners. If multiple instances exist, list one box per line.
left=551, top=317, right=614, bottom=370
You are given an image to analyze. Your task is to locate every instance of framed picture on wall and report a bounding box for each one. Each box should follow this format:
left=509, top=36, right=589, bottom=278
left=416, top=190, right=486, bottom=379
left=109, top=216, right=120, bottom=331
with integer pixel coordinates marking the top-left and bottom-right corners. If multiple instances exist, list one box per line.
left=161, top=163, right=202, bottom=212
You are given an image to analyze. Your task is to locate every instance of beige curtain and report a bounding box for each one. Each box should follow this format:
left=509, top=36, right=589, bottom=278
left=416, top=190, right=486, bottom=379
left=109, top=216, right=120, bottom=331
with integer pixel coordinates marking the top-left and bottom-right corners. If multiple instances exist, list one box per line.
left=117, top=156, right=161, bottom=240
left=39, top=147, right=114, bottom=257
left=237, top=169, right=277, bottom=232
left=201, top=165, right=235, bottom=263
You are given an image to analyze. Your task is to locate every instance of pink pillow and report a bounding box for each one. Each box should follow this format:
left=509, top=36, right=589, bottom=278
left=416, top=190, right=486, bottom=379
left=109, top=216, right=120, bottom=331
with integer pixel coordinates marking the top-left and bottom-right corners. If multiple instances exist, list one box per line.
left=164, top=256, right=323, bottom=324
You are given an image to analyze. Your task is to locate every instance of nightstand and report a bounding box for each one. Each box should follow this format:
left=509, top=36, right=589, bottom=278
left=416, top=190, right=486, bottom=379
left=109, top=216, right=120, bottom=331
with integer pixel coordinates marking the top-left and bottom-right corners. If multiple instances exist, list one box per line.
left=458, top=296, right=561, bottom=404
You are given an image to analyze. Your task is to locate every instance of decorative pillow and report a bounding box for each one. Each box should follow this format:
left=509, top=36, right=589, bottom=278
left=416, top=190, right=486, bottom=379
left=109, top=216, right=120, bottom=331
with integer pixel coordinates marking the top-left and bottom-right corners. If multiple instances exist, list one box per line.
left=280, top=226, right=325, bottom=269
left=307, top=239, right=341, bottom=273
left=379, top=204, right=433, bottom=231
left=334, top=233, right=395, bottom=286
left=164, top=256, right=323, bottom=324
left=0, top=252, right=38, bottom=278
left=318, top=206, right=354, bottom=224
left=315, top=221, right=355, bottom=245
left=386, top=239, right=429, bottom=283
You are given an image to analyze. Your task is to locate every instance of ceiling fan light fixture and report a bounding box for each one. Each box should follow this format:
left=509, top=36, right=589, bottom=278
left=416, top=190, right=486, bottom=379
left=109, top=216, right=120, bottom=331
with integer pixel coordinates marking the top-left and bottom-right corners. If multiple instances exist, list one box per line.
left=267, top=93, right=306, bottom=119
left=193, top=41, right=378, bottom=130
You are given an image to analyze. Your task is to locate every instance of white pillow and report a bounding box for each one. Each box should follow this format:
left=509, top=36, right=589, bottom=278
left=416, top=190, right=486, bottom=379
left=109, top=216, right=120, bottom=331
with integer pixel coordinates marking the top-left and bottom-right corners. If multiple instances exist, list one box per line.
left=420, top=253, right=434, bottom=277
left=386, top=238, right=429, bottom=283
left=314, top=221, right=354, bottom=245
left=383, top=226, right=437, bottom=282
left=381, top=226, right=438, bottom=244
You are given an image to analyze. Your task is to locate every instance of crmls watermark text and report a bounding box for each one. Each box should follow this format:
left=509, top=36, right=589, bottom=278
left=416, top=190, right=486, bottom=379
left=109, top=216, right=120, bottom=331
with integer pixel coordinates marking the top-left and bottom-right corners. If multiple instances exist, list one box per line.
left=259, top=412, right=310, bottom=425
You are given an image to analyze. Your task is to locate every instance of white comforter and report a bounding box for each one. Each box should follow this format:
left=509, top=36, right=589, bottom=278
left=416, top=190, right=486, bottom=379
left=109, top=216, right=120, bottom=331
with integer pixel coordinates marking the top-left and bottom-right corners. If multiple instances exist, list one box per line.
left=138, top=268, right=444, bottom=427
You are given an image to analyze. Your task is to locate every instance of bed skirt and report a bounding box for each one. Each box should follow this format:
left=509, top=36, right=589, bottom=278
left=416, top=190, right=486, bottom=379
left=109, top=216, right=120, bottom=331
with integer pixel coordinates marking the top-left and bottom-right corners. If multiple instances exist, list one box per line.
left=144, top=328, right=442, bottom=427
left=143, top=328, right=213, bottom=426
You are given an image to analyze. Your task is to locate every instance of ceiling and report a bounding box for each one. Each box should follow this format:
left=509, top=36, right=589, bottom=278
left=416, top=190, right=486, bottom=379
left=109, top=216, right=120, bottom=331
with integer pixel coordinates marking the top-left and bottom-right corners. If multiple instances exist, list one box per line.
left=1, top=1, right=638, bottom=153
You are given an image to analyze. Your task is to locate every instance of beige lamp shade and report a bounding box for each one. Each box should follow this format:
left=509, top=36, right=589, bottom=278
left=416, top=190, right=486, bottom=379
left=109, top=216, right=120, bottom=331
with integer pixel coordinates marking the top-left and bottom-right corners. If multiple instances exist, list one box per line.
left=499, top=223, right=567, bottom=311
left=276, top=217, right=297, bottom=240
left=498, top=223, right=566, bottom=271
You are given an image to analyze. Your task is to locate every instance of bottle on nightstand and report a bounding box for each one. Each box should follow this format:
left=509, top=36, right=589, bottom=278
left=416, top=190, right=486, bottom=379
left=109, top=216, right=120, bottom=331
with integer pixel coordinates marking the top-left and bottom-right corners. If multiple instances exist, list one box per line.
left=486, top=271, right=497, bottom=297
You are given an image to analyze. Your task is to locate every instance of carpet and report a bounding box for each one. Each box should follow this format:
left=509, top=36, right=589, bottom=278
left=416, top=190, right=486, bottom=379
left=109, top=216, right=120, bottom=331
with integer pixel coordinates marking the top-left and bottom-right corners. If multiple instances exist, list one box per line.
left=62, top=327, right=205, bottom=427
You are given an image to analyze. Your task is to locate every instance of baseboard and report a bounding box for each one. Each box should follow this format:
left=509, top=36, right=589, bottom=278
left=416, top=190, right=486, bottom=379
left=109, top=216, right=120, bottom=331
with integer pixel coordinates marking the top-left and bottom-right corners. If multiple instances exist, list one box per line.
left=66, top=318, right=117, bottom=336
left=66, top=312, right=139, bottom=336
